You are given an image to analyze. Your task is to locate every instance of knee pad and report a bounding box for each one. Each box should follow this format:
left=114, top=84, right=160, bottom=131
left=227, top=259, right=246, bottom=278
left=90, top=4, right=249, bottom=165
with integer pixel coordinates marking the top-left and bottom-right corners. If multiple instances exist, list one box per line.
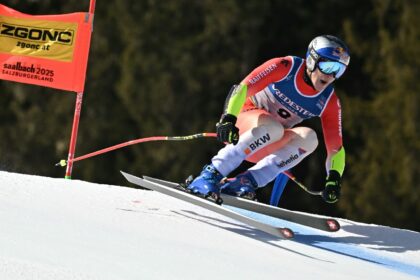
left=249, top=121, right=284, bottom=142
left=240, top=123, right=284, bottom=155
left=289, top=127, right=318, bottom=154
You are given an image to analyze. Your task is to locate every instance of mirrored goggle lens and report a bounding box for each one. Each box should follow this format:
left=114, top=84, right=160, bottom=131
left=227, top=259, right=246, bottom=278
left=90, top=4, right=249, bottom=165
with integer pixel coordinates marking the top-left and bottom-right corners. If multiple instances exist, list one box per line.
left=317, top=61, right=346, bottom=78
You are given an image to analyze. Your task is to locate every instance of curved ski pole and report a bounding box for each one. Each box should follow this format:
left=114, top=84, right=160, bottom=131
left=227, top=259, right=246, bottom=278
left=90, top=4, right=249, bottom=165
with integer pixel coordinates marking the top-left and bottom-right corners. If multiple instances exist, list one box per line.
left=283, top=171, right=322, bottom=196
left=57, top=130, right=321, bottom=197
left=56, top=132, right=217, bottom=167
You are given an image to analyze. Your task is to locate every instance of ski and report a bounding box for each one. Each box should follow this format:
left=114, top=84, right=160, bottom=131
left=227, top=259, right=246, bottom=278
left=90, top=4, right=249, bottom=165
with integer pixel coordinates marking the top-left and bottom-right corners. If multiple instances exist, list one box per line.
left=143, top=176, right=340, bottom=232
left=121, top=171, right=294, bottom=239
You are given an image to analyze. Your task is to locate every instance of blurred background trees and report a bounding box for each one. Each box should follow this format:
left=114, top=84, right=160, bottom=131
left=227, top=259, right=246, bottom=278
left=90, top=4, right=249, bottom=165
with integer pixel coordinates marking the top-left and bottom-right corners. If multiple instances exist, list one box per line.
left=1, top=0, right=419, bottom=231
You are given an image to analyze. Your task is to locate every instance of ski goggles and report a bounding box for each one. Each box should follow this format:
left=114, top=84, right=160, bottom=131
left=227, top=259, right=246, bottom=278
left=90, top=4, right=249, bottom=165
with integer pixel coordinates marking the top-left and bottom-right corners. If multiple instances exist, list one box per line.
left=317, top=59, right=347, bottom=79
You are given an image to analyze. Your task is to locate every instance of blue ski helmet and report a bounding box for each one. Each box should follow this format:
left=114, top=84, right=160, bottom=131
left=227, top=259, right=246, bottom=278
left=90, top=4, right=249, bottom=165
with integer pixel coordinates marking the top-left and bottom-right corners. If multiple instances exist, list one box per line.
left=306, top=35, right=350, bottom=79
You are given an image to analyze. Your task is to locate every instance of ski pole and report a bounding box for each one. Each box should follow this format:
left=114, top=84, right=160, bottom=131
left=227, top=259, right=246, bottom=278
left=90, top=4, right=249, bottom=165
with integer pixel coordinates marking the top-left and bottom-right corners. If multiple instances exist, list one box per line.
left=56, top=131, right=322, bottom=196
left=56, top=132, right=217, bottom=167
left=283, top=171, right=323, bottom=196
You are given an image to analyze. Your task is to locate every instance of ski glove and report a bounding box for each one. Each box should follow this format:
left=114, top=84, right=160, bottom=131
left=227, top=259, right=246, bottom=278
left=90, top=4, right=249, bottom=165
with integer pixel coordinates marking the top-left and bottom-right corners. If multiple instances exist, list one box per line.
left=322, top=170, right=341, bottom=203
left=216, top=114, right=239, bottom=145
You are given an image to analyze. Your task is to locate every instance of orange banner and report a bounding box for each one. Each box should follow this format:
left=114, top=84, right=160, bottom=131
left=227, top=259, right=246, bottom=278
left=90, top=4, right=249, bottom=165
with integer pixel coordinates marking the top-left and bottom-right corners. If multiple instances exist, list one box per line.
left=0, top=4, right=93, bottom=92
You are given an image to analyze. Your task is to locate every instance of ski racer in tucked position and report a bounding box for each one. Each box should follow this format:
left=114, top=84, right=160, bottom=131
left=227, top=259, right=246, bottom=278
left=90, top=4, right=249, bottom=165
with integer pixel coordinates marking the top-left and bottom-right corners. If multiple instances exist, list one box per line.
left=188, top=35, right=350, bottom=204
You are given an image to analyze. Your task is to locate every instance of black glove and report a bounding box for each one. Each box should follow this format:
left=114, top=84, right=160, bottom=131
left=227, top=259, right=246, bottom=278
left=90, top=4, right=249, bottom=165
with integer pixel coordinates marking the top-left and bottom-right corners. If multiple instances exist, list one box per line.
left=322, top=170, right=341, bottom=203
left=216, top=114, right=239, bottom=145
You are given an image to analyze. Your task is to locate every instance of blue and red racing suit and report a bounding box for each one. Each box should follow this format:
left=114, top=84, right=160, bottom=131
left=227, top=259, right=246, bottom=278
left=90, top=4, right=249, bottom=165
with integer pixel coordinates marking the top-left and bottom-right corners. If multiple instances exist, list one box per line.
left=224, top=55, right=345, bottom=176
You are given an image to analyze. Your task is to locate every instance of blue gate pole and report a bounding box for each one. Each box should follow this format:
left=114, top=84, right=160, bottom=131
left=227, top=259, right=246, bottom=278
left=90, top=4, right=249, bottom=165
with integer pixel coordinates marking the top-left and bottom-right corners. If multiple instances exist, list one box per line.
left=270, top=173, right=289, bottom=206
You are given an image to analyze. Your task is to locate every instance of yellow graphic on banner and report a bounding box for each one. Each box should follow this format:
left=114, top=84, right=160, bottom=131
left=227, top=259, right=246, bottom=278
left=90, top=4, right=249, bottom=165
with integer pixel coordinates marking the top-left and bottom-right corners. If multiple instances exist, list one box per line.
left=0, top=16, right=77, bottom=62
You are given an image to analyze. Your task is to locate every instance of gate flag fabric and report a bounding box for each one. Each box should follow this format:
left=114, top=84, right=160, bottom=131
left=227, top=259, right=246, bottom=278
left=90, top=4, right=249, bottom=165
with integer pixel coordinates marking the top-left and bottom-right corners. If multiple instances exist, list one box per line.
left=0, top=4, right=93, bottom=92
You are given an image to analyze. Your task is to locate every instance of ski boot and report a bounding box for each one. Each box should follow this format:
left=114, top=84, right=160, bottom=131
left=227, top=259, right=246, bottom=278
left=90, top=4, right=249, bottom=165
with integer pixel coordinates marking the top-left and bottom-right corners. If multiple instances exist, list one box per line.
left=187, top=164, right=224, bottom=204
left=221, top=172, right=258, bottom=200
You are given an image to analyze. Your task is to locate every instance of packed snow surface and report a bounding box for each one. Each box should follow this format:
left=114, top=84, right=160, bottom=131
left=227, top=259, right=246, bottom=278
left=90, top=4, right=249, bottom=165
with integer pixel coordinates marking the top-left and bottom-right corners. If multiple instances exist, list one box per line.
left=0, top=171, right=419, bottom=279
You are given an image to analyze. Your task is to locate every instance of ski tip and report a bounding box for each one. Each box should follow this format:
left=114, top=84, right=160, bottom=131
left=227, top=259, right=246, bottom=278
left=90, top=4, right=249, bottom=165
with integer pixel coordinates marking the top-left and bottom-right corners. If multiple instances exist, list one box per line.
left=120, top=171, right=145, bottom=183
left=120, top=170, right=131, bottom=175
left=326, top=219, right=341, bottom=232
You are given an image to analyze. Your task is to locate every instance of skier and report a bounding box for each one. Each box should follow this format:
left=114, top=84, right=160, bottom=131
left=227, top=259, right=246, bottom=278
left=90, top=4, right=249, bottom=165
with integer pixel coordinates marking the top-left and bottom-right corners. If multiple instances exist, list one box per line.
left=188, top=35, right=350, bottom=204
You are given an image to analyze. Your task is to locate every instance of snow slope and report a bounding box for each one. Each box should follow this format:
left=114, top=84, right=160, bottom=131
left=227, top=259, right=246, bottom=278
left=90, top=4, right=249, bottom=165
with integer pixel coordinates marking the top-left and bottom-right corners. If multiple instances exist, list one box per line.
left=0, top=171, right=419, bottom=280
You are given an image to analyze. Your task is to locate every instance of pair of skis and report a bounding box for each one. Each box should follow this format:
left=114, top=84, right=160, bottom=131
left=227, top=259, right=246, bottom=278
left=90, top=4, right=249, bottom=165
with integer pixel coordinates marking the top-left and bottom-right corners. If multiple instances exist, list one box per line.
left=121, top=171, right=340, bottom=240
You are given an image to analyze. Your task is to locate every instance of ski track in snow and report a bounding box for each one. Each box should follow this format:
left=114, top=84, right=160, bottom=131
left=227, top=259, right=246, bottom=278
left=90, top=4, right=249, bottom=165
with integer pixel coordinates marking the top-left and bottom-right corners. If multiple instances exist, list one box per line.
left=0, top=171, right=419, bottom=280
